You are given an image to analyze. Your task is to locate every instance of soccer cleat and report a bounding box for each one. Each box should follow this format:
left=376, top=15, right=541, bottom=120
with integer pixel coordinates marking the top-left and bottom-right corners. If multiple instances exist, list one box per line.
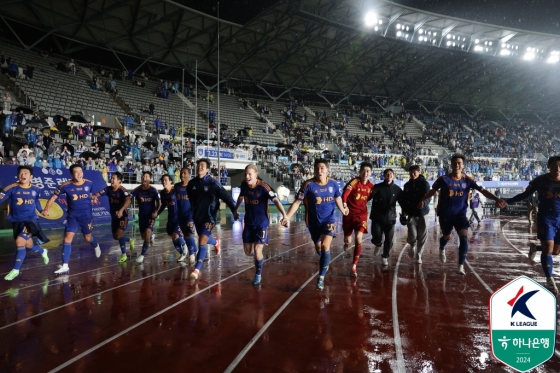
left=136, top=255, right=145, bottom=263
left=351, top=265, right=358, bottom=277
left=129, top=238, right=136, bottom=252
left=4, top=269, right=20, bottom=281
left=189, top=254, right=196, bottom=266
left=373, top=246, right=381, bottom=256
left=189, top=269, right=199, bottom=280
left=457, top=265, right=466, bottom=275
left=118, top=254, right=128, bottom=263
left=252, top=274, right=262, bottom=286
left=382, top=257, right=388, bottom=266
left=439, top=250, right=446, bottom=264
left=408, top=244, right=416, bottom=259
left=42, top=249, right=49, bottom=265
left=528, top=243, right=538, bottom=261
left=177, top=253, right=187, bottom=262
left=214, top=238, right=221, bottom=254
left=55, top=264, right=69, bottom=274
left=416, top=253, right=423, bottom=264
left=94, top=244, right=101, bottom=258
left=316, top=277, right=325, bottom=291
left=546, top=277, right=558, bottom=295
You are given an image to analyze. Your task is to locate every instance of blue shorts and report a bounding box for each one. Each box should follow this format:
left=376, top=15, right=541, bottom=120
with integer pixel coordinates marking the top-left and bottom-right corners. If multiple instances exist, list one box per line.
left=537, top=216, right=560, bottom=244
left=243, top=225, right=269, bottom=245
left=111, top=214, right=129, bottom=233
left=179, top=219, right=196, bottom=236
left=12, top=222, right=32, bottom=241
left=195, top=222, right=215, bottom=238
left=308, top=222, right=337, bottom=244
left=66, top=215, right=93, bottom=234
left=166, top=221, right=183, bottom=237
left=138, top=215, right=155, bottom=234
left=439, top=214, right=470, bottom=236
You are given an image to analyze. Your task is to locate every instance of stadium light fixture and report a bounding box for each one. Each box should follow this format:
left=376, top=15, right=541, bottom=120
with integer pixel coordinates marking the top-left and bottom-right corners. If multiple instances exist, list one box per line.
left=374, top=26, right=379, bottom=31
left=397, top=31, right=402, bottom=37
left=500, top=49, right=511, bottom=56
left=364, top=12, right=377, bottom=27
left=396, top=24, right=401, bottom=29
left=474, top=39, right=480, bottom=44
left=523, top=52, right=536, bottom=60
left=547, top=51, right=560, bottom=63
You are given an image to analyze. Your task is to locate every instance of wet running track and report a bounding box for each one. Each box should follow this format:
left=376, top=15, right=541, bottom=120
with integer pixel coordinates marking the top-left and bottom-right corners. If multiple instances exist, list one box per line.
left=0, top=210, right=559, bottom=372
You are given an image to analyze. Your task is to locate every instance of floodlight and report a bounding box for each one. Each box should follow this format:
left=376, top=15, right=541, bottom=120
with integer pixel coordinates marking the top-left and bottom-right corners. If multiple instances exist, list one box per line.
left=406, top=26, right=410, bottom=31
left=364, top=12, right=377, bottom=27
left=547, top=55, right=559, bottom=63
left=432, top=40, right=436, bottom=45
left=452, top=42, right=456, bottom=47
left=397, top=24, right=401, bottom=29
left=489, top=41, right=492, bottom=46
left=397, top=31, right=402, bottom=37
left=523, top=52, right=536, bottom=60
left=419, top=29, right=424, bottom=34
left=446, top=41, right=451, bottom=46
left=474, top=46, right=483, bottom=51
left=500, top=49, right=511, bottom=56
left=446, top=34, right=451, bottom=39
left=475, top=39, right=479, bottom=44
left=379, top=20, right=383, bottom=25
left=374, top=26, right=379, bottom=31
left=419, top=36, right=423, bottom=41
left=433, top=32, right=437, bottom=37
left=502, top=43, right=506, bottom=48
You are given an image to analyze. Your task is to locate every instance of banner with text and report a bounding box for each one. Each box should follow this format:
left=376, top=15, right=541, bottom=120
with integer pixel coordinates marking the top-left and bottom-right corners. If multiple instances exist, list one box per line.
left=0, top=166, right=112, bottom=228
left=196, top=146, right=250, bottom=161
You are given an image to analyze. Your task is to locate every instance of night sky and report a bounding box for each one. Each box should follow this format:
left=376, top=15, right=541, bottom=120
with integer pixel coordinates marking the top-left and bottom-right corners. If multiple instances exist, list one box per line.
left=180, top=0, right=560, bottom=35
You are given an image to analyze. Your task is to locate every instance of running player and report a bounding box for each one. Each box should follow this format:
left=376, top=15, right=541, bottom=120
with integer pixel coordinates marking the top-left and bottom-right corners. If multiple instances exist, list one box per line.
left=1, top=165, right=49, bottom=280
left=92, top=172, right=135, bottom=263
left=174, top=168, right=198, bottom=265
left=505, top=155, right=560, bottom=294
left=187, top=158, right=238, bottom=280
left=44, top=164, right=102, bottom=274
left=158, top=174, right=187, bottom=262
left=234, top=164, right=289, bottom=286
left=284, top=158, right=349, bottom=290
left=131, top=172, right=161, bottom=263
left=341, top=161, right=374, bottom=276
left=417, top=154, right=505, bottom=275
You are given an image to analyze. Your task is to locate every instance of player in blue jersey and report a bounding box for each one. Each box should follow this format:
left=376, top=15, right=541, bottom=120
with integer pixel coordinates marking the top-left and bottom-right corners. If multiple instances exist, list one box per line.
left=130, top=171, right=161, bottom=263
left=418, top=154, right=505, bottom=275
left=505, top=156, right=560, bottom=294
left=284, top=159, right=349, bottom=290
left=234, top=164, right=289, bottom=286
left=174, top=168, right=198, bottom=265
left=158, top=174, right=188, bottom=262
left=0, top=166, right=50, bottom=280
left=92, top=172, right=135, bottom=263
left=44, top=164, right=102, bottom=274
left=187, top=158, right=238, bottom=280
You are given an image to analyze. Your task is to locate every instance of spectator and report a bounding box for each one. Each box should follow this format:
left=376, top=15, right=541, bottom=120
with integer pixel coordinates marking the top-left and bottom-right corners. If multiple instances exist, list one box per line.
left=3, top=92, right=11, bottom=111
left=26, top=127, right=37, bottom=147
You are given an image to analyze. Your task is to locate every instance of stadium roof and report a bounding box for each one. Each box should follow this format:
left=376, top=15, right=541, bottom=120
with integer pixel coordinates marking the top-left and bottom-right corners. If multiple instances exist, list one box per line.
left=1, top=0, right=560, bottom=116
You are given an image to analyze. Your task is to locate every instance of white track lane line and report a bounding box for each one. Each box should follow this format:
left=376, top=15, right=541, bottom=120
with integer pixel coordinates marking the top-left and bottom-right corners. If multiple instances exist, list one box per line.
left=0, top=227, right=308, bottom=298
left=46, top=237, right=328, bottom=373
left=392, top=244, right=408, bottom=373
left=0, top=229, right=311, bottom=329
left=224, top=242, right=354, bottom=373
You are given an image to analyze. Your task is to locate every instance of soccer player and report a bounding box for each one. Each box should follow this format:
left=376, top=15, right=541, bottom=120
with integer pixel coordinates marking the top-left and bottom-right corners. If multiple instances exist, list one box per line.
left=92, top=172, right=135, bottom=263
left=284, top=159, right=349, bottom=290
left=187, top=158, right=238, bottom=280
left=369, top=168, right=403, bottom=266
left=174, top=168, right=198, bottom=265
left=44, top=164, right=102, bottom=274
left=505, top=156, right=560, bottom=294
left=131, top=171, right=161, bottom=263
left=400, top=165, right=431, bottom=263
left=341, top=161, right=374, bottom=276
left=158, top=174, right=188, bottom=262
left=234, top=164, right=289, bottom=286
left=417, top=154, right=505, bottom=275
left=1, top=165, right=49, bottom=280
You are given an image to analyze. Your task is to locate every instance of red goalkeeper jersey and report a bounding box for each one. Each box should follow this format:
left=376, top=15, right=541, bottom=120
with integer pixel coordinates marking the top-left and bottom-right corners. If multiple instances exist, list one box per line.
left=342, top=177, right=374, bottom=216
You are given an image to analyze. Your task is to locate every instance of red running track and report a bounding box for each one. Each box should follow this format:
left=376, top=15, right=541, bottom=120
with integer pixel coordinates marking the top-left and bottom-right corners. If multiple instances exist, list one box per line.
left=0, top=213, right=559, bottom=372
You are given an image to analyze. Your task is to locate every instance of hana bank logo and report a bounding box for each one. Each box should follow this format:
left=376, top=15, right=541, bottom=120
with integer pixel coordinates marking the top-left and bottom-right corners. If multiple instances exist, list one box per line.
left=508, top=286, right=538, bottom=326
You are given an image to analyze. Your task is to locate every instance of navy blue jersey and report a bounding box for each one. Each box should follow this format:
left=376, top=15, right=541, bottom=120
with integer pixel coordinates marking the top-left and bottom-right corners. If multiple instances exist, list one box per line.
left=0, top=183, right=42, bottom=222
left=131, top=185, right=160, bottom=216
left=174, top=182, right=193, bottom=222
left=508, top=174, right=560, bottom=218
left=431, top=174, right=483, bottom=216
left=297, top=178, right=341, bottom=227
left=187, top=174, right=235, bottom=224
left=159, top=187, right=180, bottom=223
left=55, top=179, right=96, bottom=218
left=239, top=180, right=276, bottom=227
left=98, top=185, right=130, bottom=215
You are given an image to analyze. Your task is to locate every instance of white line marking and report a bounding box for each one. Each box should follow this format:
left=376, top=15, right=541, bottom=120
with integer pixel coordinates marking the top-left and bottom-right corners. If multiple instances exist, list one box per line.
left=223, top=248, right=348, bottom=373
left=46, top=239, right=319, bottom=373
left=392, top=244, right=407, bottom=373
left=465, top=261, right=493, bottom=294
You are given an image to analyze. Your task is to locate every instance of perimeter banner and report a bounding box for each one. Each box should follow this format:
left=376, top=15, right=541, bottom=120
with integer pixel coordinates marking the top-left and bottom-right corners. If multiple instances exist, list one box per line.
left=0, top=166, right=112, bottom=228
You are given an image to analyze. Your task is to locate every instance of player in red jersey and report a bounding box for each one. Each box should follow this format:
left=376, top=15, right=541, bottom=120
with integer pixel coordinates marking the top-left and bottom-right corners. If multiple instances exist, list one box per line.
left=342, top=161, right=374, bottom=276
